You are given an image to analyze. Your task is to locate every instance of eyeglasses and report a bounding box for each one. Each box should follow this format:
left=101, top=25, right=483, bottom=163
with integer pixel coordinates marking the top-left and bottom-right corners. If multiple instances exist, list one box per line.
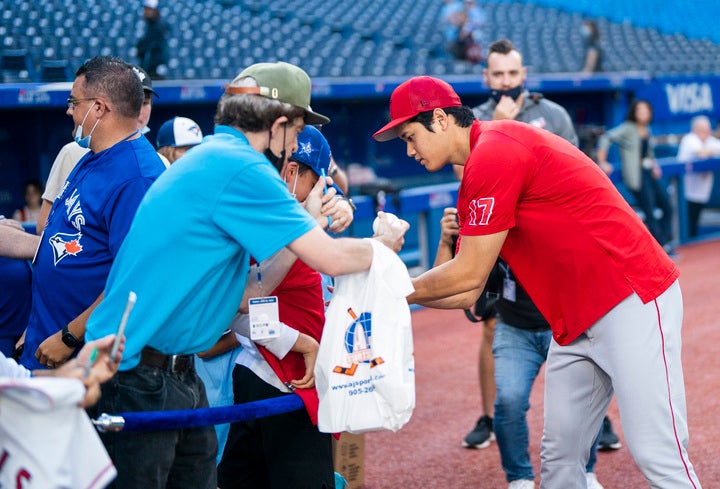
left=67, top=97, right=97, bottom=109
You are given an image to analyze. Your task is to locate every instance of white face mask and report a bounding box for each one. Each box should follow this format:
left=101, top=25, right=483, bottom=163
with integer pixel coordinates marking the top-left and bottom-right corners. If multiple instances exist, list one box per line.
left=74, top=102, right=100, bottom=149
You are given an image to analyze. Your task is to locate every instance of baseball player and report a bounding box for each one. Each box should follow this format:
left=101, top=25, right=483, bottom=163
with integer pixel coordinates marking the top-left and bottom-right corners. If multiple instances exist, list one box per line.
left=459, top=37, right=581, bottom=452
left=373, top=76, right=701, bottom=488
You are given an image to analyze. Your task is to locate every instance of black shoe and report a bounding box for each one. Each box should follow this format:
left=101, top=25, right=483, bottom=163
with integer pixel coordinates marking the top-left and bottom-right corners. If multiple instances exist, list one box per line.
left=462, top=415, right=495, bottom=448
left=598, top=416, right=622, bottom=451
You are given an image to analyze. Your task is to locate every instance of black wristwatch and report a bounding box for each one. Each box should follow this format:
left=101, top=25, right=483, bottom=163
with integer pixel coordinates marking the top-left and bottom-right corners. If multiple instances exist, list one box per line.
left=61, top=325, right=83, bottom=349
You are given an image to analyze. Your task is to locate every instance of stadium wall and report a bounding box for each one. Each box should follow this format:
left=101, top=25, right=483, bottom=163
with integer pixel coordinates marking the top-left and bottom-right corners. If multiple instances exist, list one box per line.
left=2, top=72, right=720, bottom=259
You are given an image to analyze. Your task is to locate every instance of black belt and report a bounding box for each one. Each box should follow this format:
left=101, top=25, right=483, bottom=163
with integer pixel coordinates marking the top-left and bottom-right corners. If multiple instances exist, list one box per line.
left=140, top=347, right=194, bottom=373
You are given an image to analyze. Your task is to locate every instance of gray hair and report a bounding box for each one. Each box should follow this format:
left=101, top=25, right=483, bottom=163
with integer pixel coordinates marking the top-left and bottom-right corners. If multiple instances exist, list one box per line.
left=691, top=115, right=711, bottom=131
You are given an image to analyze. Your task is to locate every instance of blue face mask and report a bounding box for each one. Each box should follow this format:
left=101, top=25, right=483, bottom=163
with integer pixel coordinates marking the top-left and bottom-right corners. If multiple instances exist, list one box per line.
left=489, top=85, right=523, bottom=103
left=74, top=102, right=100, bottom=149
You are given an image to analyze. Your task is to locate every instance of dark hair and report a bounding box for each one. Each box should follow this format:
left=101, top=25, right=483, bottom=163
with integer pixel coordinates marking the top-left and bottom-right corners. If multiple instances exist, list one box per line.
left=487, top=38, right=517, bottom=57
left=24, top=179, right=44, bottom=194
left=75, top=56, right=143, bottom=119
left=407, top=106, right=475, bottom=133
left=295, top=161, right=315, bottom=177
left=625, top=99, right=653, bottom=123
left=214, top=93, right=306, bottom=132
left=583, top=19, right=600, bottom=40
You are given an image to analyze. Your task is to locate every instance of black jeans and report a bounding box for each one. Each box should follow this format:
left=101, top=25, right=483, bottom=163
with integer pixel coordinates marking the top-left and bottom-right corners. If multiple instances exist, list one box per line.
left=687, top=200, right=704, bottom=238
left=633, top=169, right=673, bottom=246
left=217, top=365, right=335, bottom=489
left=91, top=365, right=218, bottom=489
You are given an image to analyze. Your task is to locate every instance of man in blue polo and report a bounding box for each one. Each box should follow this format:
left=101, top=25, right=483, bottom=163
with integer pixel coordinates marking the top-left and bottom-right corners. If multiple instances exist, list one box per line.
left=20, top=56, right=165, bottom=370
left=84, top=61, right=408, bottom=489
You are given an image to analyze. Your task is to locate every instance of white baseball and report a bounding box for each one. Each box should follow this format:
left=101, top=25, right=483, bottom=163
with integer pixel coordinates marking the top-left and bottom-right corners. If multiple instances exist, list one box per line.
left=372, top=212, right=399, bottom=234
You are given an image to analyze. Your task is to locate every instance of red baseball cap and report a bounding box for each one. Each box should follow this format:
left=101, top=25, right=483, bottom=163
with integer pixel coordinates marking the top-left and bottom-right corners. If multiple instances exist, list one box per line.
left=373, top=76, right=462, bottom=142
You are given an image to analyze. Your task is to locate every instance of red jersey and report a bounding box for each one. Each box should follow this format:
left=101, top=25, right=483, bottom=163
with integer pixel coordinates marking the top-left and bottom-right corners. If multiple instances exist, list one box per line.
left=257, top=259, right=325, bottom=423
left=457, top=120, right=678, bottom=345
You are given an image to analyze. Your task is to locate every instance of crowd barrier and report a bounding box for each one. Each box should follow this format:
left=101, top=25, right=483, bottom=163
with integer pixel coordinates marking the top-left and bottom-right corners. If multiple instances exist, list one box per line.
left=86, top=157, right=720, bottom=435
left=345, top=156, right=720, bottom=276
left=92, top=394, right=305, bottom=433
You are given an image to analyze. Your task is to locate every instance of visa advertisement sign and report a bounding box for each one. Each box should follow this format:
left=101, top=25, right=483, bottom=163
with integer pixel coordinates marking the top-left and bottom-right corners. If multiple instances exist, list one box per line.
left=636, top=76, right=720, bottom=123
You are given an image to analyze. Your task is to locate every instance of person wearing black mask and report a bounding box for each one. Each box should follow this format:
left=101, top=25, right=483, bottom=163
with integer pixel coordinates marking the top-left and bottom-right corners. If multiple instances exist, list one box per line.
left=473, top=38, right=578, bottom=145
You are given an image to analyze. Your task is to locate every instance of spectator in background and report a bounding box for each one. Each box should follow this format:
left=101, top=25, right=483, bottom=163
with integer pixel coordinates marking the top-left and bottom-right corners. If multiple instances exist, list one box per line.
left=36, top=65, right=159, bottom=235
left=441, top=0, right=464, bottom=58
left=19, top=56, right=166, bottom=371
left=136, top=0, right=169, bottom=79
left=456, top=0, right=486, bottom=63
left=580, top=19, right=603, bottom=73
left=37, top=142, right=88, bottom=234
left=156, top=116, right=204, bottom=167
left=133, top=65, right=159, bottom=134
left=677, top=115, right=720, bottom=238
left=597, top=99, right=674, bottom=251
left=12, top=180, right=43, bottom=224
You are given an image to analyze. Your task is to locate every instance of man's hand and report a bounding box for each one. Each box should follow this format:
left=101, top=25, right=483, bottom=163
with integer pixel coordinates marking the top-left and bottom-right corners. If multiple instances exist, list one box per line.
left=0, top=218, right=25, bottom=231
left=372, top=211, right=410, bottom=252
left=493, top=95, right=520, bottom=120
left=303, top=176, right=337, bottom=229
left=322, top=196, right=354, bottom=234
left=598, top=161, right=614, bottom=176
left=36, top=330, right=75, bottom=368
left=652, top=163, right=662, bottom=179
left=439, top=207, right=460, bottom=246
left=289, top=333, right=319, bottom=390
left=37, top=334, right=124, bottom=407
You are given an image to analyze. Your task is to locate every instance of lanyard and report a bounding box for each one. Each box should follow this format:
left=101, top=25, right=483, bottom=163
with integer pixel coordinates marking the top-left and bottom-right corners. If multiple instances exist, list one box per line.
left=48, top=130, right=140, bottom=227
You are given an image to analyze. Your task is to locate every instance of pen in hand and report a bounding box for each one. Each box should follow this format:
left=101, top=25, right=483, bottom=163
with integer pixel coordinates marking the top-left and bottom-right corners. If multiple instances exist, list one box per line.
left=83, top=348, right=98, bottom=378
left=110, top=291, right=136, bottom=362
left=321, top=168, right=332, bottom=227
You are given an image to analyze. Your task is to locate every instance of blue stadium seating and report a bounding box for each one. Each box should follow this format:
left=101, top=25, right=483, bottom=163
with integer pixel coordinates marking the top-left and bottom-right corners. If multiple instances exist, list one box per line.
left=1, top=0, right=720, bottom=81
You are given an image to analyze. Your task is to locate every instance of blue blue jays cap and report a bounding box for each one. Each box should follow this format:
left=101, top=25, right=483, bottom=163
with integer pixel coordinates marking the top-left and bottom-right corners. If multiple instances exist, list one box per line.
left=290, top=126, right=343, bottom=195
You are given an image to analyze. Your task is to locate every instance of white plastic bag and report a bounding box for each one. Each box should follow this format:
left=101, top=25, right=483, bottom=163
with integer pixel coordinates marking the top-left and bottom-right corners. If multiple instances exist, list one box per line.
left=315, top=239, right=415, bottom=434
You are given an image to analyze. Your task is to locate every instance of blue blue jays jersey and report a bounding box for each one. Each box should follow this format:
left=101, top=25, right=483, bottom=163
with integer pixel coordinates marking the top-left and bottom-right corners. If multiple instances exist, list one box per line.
left=85, top=126, right=317, bottom=370
left=20, top=136, right=164, bottom=369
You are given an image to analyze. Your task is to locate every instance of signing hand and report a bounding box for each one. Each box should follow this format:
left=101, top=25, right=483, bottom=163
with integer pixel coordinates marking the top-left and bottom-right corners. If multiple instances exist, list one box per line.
left=322, top=196, right=354, bottom=234
left=373, top=211, right=410, bottom=252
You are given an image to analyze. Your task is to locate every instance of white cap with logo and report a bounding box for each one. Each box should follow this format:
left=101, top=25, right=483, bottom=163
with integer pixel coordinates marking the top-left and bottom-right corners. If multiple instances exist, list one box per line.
left=156, top=117, right=203, bottom=148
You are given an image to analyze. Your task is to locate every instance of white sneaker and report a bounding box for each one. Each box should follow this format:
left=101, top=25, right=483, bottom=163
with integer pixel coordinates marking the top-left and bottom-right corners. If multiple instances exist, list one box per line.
left=508, top=480, right=535, bottom=489
left=586, top=472, right=605, bottom=489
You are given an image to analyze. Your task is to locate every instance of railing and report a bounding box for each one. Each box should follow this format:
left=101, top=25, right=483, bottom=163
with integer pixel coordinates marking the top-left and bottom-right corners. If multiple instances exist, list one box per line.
left=346, top=157, right=720, bottom=275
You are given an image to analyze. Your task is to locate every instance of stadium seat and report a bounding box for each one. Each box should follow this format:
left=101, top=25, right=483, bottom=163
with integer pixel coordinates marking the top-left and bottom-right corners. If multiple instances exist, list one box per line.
left=1, top=49, right=35, bottom=82
left=2, top=0, right=720, bottom=79
left=39, top=59, right=71, bottom=82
